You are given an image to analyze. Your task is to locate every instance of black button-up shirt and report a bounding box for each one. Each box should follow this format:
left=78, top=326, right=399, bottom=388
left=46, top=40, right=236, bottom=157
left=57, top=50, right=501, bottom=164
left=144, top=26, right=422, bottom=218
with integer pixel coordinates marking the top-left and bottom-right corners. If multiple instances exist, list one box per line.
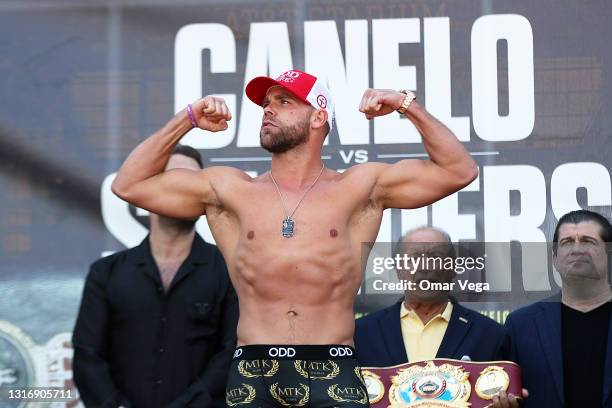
left=73, top=234, right=238, bottom=408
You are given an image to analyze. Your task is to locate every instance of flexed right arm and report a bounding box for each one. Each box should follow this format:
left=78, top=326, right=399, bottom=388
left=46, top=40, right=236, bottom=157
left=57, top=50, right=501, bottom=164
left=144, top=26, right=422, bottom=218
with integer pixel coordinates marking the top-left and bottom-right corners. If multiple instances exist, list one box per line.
left=111, top=96, right=232, bottom=219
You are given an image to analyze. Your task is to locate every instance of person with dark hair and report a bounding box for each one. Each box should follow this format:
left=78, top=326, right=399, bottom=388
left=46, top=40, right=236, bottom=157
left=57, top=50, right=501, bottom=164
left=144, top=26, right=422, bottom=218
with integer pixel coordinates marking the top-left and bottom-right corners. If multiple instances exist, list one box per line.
left=110, top=69, right=478, bottom=407
left=355, top=227, right=521, bottom=406
left=505, top=209, right=612, bottom=408
left=553, top=209, right=612, bottom=252
left=172, top=144, right=204, bottom=169
left=73, top=149, right=238, bottom=408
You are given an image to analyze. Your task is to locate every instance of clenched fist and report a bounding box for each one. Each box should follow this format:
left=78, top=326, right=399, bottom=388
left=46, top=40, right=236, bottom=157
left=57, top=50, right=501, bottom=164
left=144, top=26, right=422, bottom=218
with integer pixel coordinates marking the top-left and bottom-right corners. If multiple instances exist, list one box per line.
left=190, top=96, right=232, bottom=132
left=358, top=89, right=406, bottom=120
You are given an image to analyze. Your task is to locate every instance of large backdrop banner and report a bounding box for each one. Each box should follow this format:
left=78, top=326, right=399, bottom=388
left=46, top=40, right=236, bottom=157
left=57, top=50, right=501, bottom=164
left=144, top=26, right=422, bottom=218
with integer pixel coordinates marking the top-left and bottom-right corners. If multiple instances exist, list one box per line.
left=0, top=0, right=611, bottom=406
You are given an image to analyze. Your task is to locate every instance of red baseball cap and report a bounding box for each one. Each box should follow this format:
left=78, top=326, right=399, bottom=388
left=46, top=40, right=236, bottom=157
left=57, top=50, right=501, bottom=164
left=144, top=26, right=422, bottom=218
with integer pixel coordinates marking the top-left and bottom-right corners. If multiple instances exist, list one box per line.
left=245, top=69, right=335, bottom=132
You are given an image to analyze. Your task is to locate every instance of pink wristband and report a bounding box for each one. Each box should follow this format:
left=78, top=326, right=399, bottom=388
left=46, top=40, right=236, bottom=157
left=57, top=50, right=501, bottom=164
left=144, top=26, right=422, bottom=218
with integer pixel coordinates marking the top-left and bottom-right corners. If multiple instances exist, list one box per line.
left=186, top=104, right=197, bottom=128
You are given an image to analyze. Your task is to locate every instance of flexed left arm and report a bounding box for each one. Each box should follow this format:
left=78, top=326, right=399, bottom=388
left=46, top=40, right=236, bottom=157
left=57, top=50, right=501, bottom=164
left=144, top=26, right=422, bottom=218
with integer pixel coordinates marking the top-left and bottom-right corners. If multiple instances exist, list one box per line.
left=359, top=88, right=478, bottom=209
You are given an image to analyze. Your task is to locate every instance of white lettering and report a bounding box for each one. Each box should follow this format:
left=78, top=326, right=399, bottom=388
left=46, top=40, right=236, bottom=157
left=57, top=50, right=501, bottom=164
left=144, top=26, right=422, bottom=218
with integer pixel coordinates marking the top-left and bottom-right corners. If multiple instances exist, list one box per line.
left=329, top=347, right=353, bottom=357
left=432, top=174, right=480, bottom=241
left=175, top=23, right=237, bottom=148
left=101, top=173, right=147, bottom=249
left=424, top=17, right=470, bottom=141
left=269, top=347, right=296, bottom=357
left=305, top=20, right=369, bottom=145
left=551, top=162, right=611, bottom=218
left=471, top=14, right=535, bottom=141
left=372, top=18, right=421, bottom=144
left=483, top=165, right=549, bottom=291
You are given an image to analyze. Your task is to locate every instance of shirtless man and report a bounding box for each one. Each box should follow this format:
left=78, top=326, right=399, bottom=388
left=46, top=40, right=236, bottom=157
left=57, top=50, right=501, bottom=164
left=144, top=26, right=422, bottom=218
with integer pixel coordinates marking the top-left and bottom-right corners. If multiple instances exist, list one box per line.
left=112, top=70, right=478, bottom=407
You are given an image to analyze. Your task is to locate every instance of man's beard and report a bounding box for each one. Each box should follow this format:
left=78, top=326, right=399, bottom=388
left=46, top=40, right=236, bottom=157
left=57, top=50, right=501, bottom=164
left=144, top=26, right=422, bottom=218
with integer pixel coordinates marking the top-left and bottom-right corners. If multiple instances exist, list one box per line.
left=157, top=216, right=197, bottom=232
left=260, top=117, right=310, bottom=153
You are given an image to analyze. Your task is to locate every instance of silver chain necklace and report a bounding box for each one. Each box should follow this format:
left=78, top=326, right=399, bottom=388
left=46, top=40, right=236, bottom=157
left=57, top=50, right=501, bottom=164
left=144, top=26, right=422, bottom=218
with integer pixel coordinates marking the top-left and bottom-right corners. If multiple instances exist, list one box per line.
left=269, top=164, right=325, bottom=238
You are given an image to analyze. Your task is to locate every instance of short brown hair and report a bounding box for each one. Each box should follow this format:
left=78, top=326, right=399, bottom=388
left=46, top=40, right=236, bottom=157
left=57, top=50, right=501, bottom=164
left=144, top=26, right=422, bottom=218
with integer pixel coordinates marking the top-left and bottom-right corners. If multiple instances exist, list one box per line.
left=172, top=145, right=203, bottom=169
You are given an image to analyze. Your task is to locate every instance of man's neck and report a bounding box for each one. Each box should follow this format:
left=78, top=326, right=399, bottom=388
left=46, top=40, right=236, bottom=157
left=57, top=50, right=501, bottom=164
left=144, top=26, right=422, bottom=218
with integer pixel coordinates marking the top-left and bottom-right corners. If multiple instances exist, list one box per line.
left=562, top=285, right=612, bottom=312
left=149, top=220, right=195, bottom=261
left=404, top=298, right=449, bottom=325
left=270, top=150, right=324, bottom=188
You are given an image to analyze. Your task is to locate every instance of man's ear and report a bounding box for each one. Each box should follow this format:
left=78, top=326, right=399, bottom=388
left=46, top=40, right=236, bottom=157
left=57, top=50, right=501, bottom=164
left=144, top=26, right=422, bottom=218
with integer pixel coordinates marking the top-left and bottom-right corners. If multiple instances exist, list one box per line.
left=310, top=108, right=328, bottom=130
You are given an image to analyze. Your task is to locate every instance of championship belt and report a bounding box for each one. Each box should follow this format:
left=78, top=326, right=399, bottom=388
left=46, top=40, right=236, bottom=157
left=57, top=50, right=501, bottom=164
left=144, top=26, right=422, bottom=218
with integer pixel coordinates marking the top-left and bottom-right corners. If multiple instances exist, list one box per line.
left=361, top=359, right=522, bottom=408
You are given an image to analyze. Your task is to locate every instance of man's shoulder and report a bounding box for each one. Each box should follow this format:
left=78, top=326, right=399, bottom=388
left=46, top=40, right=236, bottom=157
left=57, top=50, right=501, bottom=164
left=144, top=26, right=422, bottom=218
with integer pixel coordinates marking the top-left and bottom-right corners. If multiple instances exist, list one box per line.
left=341, top=162, right=387, bottom=180
left=506, top=299, right=559, bottom=324
left=335, top=163, right=391, bottom=208
left=206, top=166, right=254, bottom=194
left=89, top=245, right=142, bottom=274
left=207, top=165, right=252, bottom=180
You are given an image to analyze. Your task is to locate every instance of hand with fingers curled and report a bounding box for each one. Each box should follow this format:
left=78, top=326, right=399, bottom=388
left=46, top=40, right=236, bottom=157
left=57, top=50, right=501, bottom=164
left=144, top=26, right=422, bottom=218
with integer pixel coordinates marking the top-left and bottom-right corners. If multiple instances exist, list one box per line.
left=489, top=388, right=529, bottom=408
left=358, top=88, right=410, bottom=120
left=188, top=95, right=232, bottom=132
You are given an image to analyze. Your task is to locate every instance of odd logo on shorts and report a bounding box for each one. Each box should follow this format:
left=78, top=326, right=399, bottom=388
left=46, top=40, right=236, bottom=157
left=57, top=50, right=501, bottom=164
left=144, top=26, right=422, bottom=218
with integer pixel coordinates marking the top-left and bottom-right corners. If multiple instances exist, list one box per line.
left=269, top=347, right=296, bottom=357
left=225, top=383, right=256, bottom=406
left=329, top=347, right=353, bottom=357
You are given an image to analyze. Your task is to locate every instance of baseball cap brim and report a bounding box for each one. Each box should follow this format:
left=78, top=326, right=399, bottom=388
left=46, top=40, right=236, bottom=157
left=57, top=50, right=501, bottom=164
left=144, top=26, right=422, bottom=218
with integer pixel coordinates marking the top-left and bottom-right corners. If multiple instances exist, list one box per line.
left=245, top=76, right=309, bottom=107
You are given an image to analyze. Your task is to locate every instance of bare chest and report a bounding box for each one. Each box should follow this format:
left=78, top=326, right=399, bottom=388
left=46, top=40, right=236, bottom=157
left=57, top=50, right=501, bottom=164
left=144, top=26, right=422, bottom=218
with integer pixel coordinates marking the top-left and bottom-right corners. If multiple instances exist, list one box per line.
left=239, top=182, right=358, bottom=240
left=227, top=181, right=380, bottom=253
left=156, top=259, right=183, bottom=290
left=207, top=175, right=383, bottom=267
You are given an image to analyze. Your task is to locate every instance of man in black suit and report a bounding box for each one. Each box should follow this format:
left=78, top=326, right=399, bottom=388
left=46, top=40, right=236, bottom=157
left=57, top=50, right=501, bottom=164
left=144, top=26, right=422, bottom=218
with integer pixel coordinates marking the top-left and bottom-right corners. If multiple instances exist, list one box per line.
left=505, top=209, right=612, bottom=408
left=355, top=226, right=524, bottom=406
left=73, top=145, right=238, bottom=408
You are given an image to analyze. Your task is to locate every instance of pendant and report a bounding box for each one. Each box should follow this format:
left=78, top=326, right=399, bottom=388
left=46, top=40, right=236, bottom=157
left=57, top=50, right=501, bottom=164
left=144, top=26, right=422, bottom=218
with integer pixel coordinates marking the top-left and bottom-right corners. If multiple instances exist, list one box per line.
left=282, top=217, right=295, bottom=238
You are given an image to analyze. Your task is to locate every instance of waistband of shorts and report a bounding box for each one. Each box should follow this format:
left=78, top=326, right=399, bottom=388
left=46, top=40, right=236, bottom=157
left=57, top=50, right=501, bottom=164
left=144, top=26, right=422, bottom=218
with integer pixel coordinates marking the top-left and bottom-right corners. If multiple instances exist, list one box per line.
left=233, top=344, right=357, bottom=360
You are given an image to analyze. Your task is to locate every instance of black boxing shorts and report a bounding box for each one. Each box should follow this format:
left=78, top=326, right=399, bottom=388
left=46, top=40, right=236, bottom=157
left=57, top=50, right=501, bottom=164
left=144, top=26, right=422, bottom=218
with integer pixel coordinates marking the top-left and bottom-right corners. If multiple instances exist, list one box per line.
left=226, top=345, right=370, bottom=407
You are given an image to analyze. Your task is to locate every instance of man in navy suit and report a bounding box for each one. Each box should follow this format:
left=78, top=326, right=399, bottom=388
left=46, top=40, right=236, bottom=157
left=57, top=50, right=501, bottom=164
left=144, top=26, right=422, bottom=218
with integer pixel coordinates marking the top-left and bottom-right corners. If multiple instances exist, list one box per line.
left=355, top=227, right=522, bottom=406
left=505, top=209, right=612, bottom=408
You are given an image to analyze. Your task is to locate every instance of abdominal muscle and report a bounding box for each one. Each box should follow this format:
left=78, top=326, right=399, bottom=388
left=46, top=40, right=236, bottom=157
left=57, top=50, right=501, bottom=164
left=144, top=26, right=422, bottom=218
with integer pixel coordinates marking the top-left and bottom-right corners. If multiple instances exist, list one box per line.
left=230, top=238, right=363, bottom=346
left=235, top=297, right=358, bottom=345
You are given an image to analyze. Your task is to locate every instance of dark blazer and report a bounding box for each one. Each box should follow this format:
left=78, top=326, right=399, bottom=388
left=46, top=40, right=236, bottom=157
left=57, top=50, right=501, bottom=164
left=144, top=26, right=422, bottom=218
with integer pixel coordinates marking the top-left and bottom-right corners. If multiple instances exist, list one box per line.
left=73, top=234, right=238, bottom=408
left=505, top=300, right=612, bottom=408
left=354, top=299, right=510, bottom=367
